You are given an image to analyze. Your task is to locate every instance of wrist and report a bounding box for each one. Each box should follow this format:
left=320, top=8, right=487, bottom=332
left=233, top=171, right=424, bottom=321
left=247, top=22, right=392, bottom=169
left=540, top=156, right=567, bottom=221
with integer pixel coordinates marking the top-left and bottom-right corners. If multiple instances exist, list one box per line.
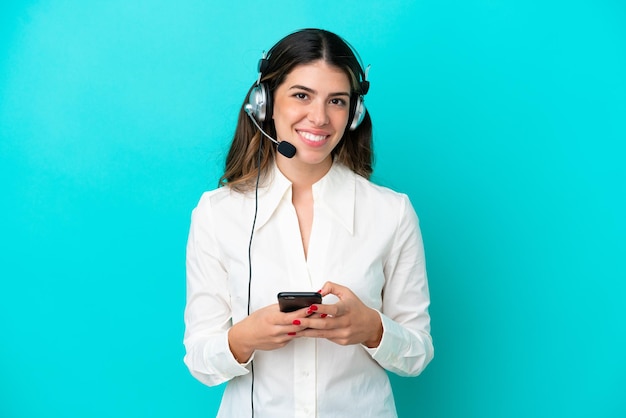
left=228, top=323, right=254, bottom=363
left=363, top=310, right=383, bottom=348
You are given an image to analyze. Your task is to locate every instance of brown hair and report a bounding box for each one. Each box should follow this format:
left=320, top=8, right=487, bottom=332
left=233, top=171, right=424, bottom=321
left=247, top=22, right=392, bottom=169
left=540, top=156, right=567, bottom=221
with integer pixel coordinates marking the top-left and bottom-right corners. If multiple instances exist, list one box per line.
left=219, top=28, right=373, bottom=191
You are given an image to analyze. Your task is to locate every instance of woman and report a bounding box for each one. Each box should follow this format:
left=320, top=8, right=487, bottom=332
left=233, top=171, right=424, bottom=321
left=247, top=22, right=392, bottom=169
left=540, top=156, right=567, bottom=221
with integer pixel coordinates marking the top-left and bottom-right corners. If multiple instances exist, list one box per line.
left=184, top=28, right=433, bottom=417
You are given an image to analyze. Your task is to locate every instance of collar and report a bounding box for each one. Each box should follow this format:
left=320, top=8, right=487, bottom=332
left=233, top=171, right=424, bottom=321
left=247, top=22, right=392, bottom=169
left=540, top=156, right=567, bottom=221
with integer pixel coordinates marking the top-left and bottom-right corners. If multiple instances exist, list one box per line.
left=254, top=161, right=356, bottom=234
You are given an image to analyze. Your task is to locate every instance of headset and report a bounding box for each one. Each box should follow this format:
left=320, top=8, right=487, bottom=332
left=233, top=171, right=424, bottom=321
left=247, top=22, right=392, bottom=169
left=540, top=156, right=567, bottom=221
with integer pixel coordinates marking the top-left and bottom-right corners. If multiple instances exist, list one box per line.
left=244, top=46, right=371, bottom=159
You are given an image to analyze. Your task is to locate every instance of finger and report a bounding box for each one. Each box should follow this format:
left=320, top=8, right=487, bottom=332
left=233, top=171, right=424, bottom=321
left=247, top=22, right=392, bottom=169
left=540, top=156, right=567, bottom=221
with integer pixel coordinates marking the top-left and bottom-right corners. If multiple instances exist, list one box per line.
left=282, top=306, right=315, bottom=323
left=318, top=283, right=330, bottom=297
left=298, top=312, right=347, bottom=331
left=303, top=316, right=335, bottom=330
left=308, top=302, right=339, bottom=317
left=318, top=281, right=342, bottom=297
left=297, top=326, right=346, bottom=344
left=274, top=322, right=305, bottom=338
left=293, top=314, right=330, bottom=331
left=305, top=304, right=321, bottom=316
left=320, top=281, right=351, bottom=300
left=281, top=314, right=314, bottom=331
left=285, top=317, right=310, bottom=337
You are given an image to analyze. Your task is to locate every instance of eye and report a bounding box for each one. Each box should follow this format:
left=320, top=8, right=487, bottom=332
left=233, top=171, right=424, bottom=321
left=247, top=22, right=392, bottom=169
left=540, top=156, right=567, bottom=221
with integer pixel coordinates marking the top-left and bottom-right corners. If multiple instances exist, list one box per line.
left=293, top=92, right=308, bottom=100
left=330, top=97, right=347, bottom=107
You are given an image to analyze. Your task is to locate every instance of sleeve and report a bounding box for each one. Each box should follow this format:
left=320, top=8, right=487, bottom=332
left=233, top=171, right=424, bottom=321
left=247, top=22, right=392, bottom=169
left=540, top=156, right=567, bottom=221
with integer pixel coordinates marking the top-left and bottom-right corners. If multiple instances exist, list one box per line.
left=363, top=194, right=434, bottom=377
left=183, top=194, right=252, bottom=387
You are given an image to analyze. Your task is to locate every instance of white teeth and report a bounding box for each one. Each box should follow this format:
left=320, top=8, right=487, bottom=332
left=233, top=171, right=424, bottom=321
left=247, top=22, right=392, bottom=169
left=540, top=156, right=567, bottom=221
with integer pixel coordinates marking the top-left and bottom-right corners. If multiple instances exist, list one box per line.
left=299, top=131, right=327, bottom=142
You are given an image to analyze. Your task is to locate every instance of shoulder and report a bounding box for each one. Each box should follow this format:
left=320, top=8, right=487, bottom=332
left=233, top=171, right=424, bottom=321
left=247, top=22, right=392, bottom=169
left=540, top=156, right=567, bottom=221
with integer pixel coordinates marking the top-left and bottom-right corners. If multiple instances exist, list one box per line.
left=347, top=171, right=421, bottom=248
left=191, top=186, right=251, bottom=223
left=189, top=187, right=255, bottom=248
left=195, top=186, right=246, bottom=209
left=330, top=162, right=416, bottom=219
left=354, top=173, right=413, bottom=213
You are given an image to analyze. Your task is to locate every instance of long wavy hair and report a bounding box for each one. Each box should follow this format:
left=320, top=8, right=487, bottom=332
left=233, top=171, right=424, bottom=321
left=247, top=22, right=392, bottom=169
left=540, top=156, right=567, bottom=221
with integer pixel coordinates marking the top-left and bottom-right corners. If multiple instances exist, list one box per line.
left=219, top=28, right=373, bottom=191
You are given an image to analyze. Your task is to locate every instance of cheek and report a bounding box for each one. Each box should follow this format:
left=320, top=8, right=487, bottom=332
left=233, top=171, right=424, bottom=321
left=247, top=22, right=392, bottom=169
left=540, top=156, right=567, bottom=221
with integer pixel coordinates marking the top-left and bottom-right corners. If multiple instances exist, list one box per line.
left=273, top=101, right=300, bottom=125
left=332, top=111, right=350, bottom=132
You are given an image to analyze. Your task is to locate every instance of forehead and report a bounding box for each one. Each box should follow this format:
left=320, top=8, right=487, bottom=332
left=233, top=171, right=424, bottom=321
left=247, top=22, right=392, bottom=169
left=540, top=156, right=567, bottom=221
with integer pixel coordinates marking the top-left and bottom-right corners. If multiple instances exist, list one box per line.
left=282, top=60, right=351, bottom=89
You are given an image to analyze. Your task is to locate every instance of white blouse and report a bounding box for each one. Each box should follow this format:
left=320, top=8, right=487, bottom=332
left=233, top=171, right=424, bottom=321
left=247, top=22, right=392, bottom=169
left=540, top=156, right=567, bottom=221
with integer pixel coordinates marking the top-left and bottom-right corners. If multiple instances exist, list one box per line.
left=184, top=162, right=433, bottom=418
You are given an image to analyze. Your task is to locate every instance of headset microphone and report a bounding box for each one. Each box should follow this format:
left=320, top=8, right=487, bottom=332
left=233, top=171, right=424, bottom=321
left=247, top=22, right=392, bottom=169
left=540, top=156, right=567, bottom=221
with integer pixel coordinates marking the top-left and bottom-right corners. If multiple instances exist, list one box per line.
left=277, top=141, right=297, bottom=159
left=244, top=105, right=296, bottom=158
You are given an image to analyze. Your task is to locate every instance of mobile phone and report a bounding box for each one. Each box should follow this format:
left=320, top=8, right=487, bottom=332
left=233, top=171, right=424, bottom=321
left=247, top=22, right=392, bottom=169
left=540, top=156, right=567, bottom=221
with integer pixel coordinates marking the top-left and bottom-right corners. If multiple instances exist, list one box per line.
left=277, top=292, right=322, bottom=313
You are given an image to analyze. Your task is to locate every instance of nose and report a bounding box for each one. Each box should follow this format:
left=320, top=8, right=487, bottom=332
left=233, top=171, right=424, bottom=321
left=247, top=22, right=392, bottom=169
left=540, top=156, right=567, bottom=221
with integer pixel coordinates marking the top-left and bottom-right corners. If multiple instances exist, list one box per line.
left=307, top=100, right=329, bottom=126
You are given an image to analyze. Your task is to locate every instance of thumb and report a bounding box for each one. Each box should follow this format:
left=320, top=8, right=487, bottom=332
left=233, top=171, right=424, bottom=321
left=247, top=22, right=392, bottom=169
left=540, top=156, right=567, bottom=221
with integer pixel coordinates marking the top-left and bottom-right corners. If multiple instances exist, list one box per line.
left=320, top=281, right=350, bottom=300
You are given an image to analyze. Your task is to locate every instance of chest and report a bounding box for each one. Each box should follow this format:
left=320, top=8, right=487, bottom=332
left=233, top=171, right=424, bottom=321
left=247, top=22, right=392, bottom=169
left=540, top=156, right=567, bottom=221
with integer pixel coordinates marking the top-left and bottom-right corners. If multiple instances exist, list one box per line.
left=221, top=201, right=394, bottom=319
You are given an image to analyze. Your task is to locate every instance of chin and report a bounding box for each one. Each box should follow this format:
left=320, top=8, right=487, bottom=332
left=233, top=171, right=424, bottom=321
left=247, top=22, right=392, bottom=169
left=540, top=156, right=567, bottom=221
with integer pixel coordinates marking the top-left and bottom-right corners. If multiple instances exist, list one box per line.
left=295, top=152, right=333, bottom=167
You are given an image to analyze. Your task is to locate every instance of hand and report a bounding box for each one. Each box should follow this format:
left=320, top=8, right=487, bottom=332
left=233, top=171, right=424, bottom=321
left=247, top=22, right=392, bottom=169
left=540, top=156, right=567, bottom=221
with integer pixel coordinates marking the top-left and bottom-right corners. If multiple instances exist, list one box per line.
left=295, top=281, right=383, bottom=348
left=228, top=304, right=311, bottom=363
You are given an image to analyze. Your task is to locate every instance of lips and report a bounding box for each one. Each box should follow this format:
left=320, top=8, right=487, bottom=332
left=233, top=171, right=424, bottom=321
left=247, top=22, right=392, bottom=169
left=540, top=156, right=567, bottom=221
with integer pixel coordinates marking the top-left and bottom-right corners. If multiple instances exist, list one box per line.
left=297, top=130, right=330, bottom=145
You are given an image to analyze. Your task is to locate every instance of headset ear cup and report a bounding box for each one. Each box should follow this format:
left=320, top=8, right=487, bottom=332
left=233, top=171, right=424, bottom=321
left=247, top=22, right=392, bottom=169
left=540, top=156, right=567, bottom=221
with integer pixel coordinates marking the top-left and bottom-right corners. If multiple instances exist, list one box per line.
left=263, top=83, right=273, bottom=121
left=248, top=83, right=271, bottom=122
left=349, top=97, right=366, bottom=131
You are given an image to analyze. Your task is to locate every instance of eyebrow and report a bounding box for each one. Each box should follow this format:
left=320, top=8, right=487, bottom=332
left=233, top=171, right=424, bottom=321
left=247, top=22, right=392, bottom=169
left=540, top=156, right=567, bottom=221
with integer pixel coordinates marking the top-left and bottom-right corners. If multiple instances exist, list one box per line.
left=289, top=85, right=350, bottom=97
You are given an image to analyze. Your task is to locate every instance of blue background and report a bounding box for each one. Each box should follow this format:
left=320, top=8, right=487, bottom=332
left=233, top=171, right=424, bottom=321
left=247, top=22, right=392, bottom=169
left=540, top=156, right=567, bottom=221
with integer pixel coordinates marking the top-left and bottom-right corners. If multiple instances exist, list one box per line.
left=1, top=1, right=625, bottom=417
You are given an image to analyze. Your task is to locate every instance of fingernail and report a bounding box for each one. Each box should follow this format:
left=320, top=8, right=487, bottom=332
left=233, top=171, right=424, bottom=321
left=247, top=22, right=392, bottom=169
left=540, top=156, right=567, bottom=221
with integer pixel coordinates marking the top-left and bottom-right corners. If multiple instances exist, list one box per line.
left=317, top=289, right=323, bottom=293
left=288, top=332, right=296, bottom=336
left=292, top=319, right=301, bottom=325
left=306, top=309, right=313, bottom=315
left=320, top=313, right=327, bottom=318
left=309, top=305, right=318, bottom=311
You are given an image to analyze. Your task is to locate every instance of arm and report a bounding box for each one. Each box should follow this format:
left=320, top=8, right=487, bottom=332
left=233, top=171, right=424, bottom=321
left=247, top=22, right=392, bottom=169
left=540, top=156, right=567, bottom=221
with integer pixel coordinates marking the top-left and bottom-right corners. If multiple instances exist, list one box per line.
left=183, top=196, right=250, bottom=386
left=367, top=194, right=434, bottom=376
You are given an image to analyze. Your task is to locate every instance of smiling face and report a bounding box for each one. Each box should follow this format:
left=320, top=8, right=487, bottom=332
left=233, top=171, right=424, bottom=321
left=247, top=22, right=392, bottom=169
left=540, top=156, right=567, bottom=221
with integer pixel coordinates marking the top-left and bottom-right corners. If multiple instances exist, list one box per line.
left=272, top=60, right=352, bottom=181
